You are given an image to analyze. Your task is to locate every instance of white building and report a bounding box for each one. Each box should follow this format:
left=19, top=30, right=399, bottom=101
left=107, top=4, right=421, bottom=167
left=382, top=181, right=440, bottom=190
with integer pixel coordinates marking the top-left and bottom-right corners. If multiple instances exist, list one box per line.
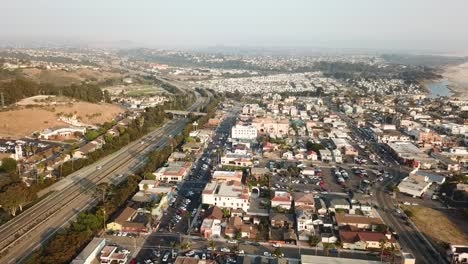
left=39, top=126, right=86, bottom=140
left=153, top=162, right=192, bottom=182
left=202, top=181, right=251, bottom=211
left=231, top=125, right=258, bottom=140
left=332, top=149, right=343, bottom=163
left=221, top=153, right=253, bottom=167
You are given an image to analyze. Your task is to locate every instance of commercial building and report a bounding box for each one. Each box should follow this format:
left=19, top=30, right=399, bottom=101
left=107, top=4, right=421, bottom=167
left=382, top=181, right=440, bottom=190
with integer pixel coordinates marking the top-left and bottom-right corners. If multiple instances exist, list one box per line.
left=153, top=161, right=192, bottom=182
left=212, top=170, right=243, bottom=183
left=221, top=153, right=253, bottom=167
left=202, top=181, right=251, bottom=211
left=39, top=126, right=86, bottom=140
left=398, top=168, right=445, bottom=198
left=71, top=238, right=107, bottom=264
left=231, top=125, right=258, bottom=140
left=251, top=117, right=289, bottom=137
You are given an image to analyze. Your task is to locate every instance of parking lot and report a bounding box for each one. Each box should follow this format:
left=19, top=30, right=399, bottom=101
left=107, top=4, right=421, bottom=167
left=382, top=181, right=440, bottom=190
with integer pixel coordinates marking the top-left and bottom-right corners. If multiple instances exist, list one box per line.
left=0, top=138, right=62, bottom=157
left=269, top=160, right=382, bottom=196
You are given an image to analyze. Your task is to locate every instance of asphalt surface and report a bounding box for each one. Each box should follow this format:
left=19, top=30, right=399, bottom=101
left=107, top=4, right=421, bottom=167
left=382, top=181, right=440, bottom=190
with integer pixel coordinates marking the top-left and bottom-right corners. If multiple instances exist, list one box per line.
left=134, top=104, right=240, bottom=263
left=0, top=95, right=208, bottom=264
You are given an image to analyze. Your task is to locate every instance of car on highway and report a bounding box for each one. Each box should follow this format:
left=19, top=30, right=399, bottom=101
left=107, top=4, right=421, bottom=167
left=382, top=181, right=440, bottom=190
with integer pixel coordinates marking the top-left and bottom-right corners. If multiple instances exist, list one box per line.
left=263, top=252, right=271, bottom=257
left=227, top=240, right=238, bottom=244
left=220, top=247, right=231, bottom=252
left=162, top=251, right=170, bottom=262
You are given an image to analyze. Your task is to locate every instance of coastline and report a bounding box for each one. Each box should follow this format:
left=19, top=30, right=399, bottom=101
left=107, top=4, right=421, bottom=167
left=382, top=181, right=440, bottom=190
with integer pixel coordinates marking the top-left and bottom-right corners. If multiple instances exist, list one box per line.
left=442, top=62, right=468, bottom=99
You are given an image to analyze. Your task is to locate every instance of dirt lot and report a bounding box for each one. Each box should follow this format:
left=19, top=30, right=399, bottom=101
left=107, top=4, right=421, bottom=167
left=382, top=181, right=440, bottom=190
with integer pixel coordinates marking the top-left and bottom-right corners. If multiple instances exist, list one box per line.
left=0, top=101, right=124, bottom=138
left=405, top=206, right=468, bottom=246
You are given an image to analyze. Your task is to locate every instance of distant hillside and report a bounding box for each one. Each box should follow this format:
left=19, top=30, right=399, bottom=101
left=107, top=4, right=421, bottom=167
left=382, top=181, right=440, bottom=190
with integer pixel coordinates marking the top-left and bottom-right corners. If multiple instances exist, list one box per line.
left=0, top=78, right=110, bottom=106
left=381, top=54, right=468, bottom=67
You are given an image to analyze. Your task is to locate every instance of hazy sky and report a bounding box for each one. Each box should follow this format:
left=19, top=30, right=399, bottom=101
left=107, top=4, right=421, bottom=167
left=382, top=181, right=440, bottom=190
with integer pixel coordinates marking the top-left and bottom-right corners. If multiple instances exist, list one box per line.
left=2, top=0, right=468, bottom=52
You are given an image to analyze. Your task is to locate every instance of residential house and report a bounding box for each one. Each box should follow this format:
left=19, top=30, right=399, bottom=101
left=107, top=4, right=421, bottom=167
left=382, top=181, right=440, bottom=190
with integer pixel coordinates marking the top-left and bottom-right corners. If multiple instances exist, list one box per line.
left=106, top=207, right=149, bottom=233
left=335, top=213, right=383, bottom=230
left=293, top=192, right=315, bottom=208
left=271, top=191, right=292, bottom=210
left=319, top=149, right=332, bottom=162
left=306, top=151, right=318, bottom=161
left=225, top=216, right=243, bottom=238
left=200, top=218, right=221, bottom=239
left=270, top=213, right=294, bottom=229
left=340, top=230, right=396, bottom=250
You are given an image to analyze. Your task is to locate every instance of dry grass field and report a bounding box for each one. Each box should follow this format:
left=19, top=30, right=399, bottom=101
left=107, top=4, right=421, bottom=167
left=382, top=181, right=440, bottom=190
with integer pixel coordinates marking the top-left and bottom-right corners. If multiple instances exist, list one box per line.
left=404, top=206, right=468, bottom=247
left=0, top=101, right=124, bottom=138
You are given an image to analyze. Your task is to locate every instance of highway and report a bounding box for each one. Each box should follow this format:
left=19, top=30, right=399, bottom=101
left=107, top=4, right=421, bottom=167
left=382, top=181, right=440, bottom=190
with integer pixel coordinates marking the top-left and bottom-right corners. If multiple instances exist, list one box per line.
left=0, top=94, right=209, bottom=264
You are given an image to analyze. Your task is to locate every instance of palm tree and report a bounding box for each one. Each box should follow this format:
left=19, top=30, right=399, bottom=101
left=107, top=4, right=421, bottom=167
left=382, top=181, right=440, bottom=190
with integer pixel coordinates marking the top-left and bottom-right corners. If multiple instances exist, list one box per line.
left=59, top=153, right=67, bottom=178
left=24, top=144, right=31, bottom=158
left=95, top=183, right=110, bottom=231
left=379, top=239, right=387, bottom=262
left=185, top=211, right=193, bottom=236
left=323, top=243, right=331, bottom=256
left=31, top=145, right=38, bottom=156
left=69, top=148, right=76, bottom=171
left=208, top=240, right=216, bottom=250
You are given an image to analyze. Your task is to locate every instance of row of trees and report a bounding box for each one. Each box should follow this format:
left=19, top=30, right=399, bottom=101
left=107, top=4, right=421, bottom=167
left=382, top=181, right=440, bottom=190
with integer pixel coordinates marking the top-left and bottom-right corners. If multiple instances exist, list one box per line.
left=0, top=78, right=111, bottom=106
left=24, top=175, right=140, bottom=264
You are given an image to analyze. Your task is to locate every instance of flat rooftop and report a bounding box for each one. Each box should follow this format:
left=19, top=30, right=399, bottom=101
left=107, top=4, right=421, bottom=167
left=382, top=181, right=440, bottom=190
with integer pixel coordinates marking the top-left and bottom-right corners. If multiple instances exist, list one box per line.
left=301, top=255, right=381, bottom=264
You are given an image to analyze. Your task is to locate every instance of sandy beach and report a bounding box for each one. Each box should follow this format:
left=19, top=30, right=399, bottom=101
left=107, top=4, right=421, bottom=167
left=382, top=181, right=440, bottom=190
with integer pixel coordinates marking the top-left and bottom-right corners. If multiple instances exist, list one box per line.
left=443, top=62, right=468, bottom=99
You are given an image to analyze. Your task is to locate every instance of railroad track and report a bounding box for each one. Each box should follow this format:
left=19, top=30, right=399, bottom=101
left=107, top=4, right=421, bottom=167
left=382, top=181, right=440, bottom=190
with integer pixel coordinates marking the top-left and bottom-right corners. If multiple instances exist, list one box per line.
left=0, top=92, right=209, bottom=262
left=0, top=120, right=184, bottom=257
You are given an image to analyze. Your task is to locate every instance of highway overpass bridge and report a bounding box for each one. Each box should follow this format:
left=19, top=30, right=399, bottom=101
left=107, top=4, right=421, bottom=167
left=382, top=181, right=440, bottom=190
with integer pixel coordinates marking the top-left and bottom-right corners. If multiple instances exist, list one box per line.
left=164, top=110, right=207, bottom=117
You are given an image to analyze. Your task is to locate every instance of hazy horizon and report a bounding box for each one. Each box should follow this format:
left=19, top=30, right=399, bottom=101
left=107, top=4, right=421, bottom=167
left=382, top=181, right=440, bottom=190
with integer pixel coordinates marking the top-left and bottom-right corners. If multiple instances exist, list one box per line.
left=2, top=0, right=468, bottom=54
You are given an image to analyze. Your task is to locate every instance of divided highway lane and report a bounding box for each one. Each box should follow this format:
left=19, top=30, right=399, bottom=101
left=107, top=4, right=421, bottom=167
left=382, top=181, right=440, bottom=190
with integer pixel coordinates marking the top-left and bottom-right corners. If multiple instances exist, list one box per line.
left=0, top=120, right=187, bottom=264
left=0, top=96, right=208, bottom=263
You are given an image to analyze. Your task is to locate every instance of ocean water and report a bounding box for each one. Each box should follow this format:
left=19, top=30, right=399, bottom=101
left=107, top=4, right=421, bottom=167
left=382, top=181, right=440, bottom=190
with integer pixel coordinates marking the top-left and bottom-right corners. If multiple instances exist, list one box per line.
left=425, top=80, right=452, bottom=98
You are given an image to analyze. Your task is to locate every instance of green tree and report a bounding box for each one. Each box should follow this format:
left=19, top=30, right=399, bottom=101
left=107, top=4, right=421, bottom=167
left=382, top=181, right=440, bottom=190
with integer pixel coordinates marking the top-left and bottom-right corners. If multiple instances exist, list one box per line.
left=1, top=158, right=17, bottom=173
left=273, top=247, right=283, bottom=258
left=309, top=235, right=320, bottom=246
left=221, top=208, right=231, bottom=218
